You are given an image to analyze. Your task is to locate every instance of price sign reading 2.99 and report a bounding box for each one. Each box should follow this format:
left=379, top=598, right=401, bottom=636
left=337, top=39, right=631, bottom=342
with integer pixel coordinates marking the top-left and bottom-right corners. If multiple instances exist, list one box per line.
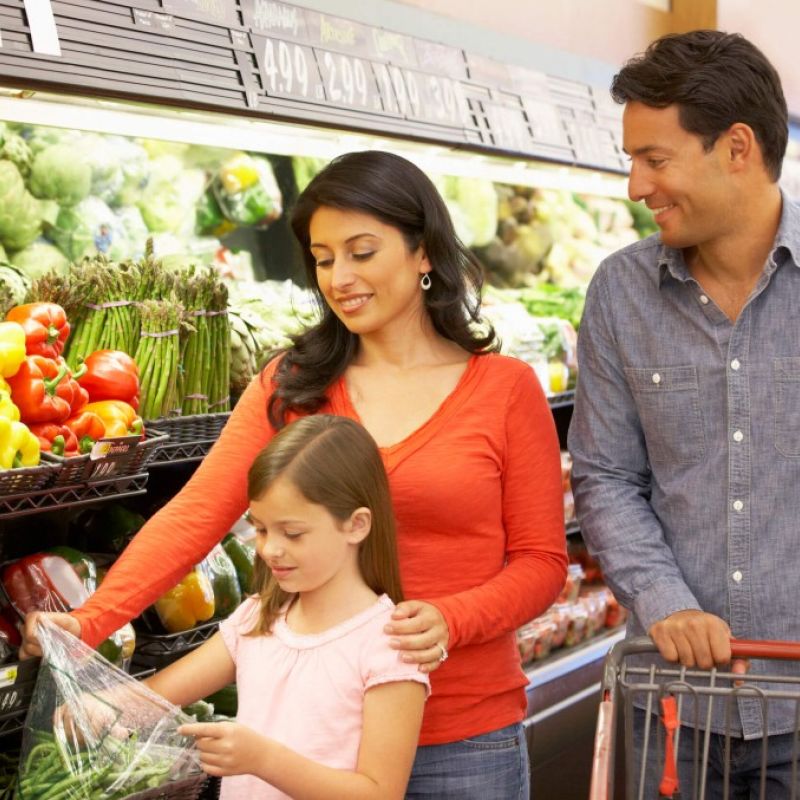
left=315, top=48, right=383, bottom=113
left=253, top=35, right=326, bottom=103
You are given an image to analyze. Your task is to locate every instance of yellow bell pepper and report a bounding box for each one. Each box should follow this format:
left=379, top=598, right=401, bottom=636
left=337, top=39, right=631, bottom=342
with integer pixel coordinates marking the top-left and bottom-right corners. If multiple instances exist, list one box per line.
left=0, top=321, right=27, bottom=378
left=154, top=568, right=215, bottom=633
left=0, top=390, right=20, bottom=422
left=0, top=416, right=40, bottom=469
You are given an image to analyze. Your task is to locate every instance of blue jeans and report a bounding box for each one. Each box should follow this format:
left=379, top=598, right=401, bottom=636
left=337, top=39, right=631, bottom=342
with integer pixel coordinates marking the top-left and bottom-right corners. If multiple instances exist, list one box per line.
left=632, top=709, right=800, bottom=799
left=405, top=722, right=529, bottom=799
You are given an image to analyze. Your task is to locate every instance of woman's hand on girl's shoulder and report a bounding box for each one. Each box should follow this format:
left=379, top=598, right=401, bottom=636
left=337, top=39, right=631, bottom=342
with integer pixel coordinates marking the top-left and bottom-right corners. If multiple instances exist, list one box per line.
left=384, top=600, right=450, bottom=674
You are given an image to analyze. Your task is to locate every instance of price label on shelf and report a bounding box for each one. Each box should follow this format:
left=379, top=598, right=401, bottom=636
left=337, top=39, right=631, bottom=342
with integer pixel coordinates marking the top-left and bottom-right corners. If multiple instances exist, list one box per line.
left=484, top=101, right=534, bottom=153
left=523, top=97, right=570, bottom=148
left=162, top=0, right=239, bottom=27
left=384, top=66, right=467, bottom=127
left=252, top=35, right=326, bottom=103
left=315, top=48, right=384, bottom=114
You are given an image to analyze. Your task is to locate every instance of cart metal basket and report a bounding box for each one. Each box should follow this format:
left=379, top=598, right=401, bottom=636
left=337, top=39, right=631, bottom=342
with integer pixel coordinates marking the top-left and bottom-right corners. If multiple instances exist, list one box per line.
left=590, top=636, right=800, bottom=800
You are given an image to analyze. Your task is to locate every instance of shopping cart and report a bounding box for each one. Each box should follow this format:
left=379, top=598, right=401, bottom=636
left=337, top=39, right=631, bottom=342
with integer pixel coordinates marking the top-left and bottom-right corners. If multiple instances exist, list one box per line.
left=590, top=636, right=800, bottom=800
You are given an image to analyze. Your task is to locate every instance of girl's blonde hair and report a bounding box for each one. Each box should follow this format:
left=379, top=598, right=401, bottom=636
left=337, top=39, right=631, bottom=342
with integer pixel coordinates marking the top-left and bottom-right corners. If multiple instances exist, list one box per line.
left=245, top=415, right=403, bottom=635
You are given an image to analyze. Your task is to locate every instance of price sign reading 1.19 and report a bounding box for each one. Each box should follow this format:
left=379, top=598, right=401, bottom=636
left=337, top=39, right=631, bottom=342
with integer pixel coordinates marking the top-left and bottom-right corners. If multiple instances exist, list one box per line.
left=252, top=35, right=326, bottom=103
left=388, top=67, right=466, bottom=128
left=315, top=48, right=383, bottom=113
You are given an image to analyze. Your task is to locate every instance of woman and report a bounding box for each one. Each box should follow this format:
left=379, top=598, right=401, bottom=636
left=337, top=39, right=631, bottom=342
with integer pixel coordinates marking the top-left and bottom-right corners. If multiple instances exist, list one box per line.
left=23, top=151, right=567, bottom=799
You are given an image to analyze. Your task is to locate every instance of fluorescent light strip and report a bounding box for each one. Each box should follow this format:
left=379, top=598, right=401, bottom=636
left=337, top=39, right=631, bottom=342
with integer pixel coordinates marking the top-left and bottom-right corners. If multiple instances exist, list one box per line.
left=0, top=88, right=630, bottom=198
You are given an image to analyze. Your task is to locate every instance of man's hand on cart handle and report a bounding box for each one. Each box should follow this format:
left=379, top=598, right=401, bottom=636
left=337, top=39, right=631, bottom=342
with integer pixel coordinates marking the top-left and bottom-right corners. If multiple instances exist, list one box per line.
left=649, top=609, right=739, bottom=670
left=20, top=611, right=81, bottom=659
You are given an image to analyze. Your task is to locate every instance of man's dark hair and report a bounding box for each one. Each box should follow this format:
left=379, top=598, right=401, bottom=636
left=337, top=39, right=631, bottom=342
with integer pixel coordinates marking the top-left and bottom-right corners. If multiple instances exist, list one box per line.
left=611, top=30, right=788, bottom=181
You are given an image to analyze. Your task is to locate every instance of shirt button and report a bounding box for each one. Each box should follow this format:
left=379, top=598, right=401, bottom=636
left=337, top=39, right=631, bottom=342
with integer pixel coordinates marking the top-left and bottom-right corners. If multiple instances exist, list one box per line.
left=733, top=430, right=744, bottom=442
left=699, top=294, right=709, bottom=305
left=733, top=499, right=744, bottom=512
left=652, top=373, right=661, bottom=385
left=730, top=359, right=741, bottom=371
left=732, top=570, right=743, bottom=584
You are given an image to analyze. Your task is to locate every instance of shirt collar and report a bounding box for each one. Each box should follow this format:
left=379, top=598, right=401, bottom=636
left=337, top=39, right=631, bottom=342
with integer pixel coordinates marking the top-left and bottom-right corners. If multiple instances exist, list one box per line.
left=654, top=189, right=800, bottom=286
left=774, top=189, right=800, bottom=268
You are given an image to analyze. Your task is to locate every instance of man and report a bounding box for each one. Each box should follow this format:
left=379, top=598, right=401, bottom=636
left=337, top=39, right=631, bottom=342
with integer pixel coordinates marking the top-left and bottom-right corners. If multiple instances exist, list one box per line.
left=569, top=29, right=799, bottom=797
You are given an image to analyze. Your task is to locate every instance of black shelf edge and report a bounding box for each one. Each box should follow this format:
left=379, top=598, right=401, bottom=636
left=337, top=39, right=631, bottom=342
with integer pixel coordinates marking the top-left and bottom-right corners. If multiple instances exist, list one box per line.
left=566, top=520, right=580, bottom=536
left=548, top=390, right=575, bottom=410
left=0, top=473, right=149, bottom=519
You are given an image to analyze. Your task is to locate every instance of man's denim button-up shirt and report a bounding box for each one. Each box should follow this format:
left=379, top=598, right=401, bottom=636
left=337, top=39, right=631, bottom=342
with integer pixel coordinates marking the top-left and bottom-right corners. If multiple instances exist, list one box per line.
left=569, top=194, right=800, bottom=738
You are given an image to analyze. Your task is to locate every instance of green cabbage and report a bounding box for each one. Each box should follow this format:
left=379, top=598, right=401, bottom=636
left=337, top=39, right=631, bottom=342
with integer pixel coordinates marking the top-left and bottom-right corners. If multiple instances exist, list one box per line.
left=1, top=133, right=33, bottom=178
left=47, top=196, right=126, bottom=261
left=0, top=160, right=43, bottom=251
left=431, top=175, right=499, bottom=248
left=10, top=240, right=70, bottom=279
left=29, top=143, right=92, bottom=207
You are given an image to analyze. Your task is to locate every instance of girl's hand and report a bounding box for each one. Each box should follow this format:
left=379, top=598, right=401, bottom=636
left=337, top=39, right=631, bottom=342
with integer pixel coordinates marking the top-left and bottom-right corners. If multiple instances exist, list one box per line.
left=22, top=612, right=81, bottom=659
left=384, top=600, right=450, bottom=674
left=179, top=721, right=269, bottom=778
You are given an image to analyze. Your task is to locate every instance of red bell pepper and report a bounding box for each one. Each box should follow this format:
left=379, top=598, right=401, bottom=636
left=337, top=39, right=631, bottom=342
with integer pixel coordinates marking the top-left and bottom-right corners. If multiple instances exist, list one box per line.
left=64, top=410, right=106, bottom=453
left=28, top=421, right=80, bottom=457
left=7, top=355, right=75, bottom=424
left=6, top=302, right=70, bottom=360
left=1, top=553, right=90, bottom=617
left=77, top=350, right=140, bottom=409
left=58, top=357, right=89, bottom=415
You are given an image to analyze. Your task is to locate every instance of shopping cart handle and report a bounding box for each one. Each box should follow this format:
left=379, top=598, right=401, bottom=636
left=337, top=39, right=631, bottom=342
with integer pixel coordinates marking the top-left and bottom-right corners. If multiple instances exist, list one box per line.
left=604, top=637, right=800, bottom=672
left=730, top=639, right=800, bottom=660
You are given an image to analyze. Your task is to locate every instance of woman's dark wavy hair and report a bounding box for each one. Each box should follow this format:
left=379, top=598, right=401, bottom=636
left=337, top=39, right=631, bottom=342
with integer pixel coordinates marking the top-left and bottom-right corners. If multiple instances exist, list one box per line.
left=611, top=30, right=788, bottom=181
left=267, top=150, right=498, bottom=428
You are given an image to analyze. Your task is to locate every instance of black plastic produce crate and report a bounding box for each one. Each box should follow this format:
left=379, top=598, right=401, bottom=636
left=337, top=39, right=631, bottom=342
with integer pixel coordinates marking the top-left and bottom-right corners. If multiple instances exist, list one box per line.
left=146, top=413, right=231, bottom=465
left=0, top=461, right=59, bottom=497
left=131, top=620, right=218, bottom=671
left=0, top=656, right=38, bottom=726
left=198, top=776, right=221, bottom=800
left=47, top=429, right=169, bottom=485
left=123, top=773, right=207, bottom=800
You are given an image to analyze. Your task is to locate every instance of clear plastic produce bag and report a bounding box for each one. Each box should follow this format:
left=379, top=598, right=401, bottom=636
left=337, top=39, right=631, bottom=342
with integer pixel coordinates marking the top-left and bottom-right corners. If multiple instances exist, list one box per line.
left=17, top=620, right=202, bottom=800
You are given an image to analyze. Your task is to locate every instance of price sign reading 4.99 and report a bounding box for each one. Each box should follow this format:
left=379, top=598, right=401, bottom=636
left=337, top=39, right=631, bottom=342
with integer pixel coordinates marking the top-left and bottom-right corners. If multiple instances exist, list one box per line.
left=315, top=48, right=383, bottom=113
left=252, top=35, right=326, bottom=103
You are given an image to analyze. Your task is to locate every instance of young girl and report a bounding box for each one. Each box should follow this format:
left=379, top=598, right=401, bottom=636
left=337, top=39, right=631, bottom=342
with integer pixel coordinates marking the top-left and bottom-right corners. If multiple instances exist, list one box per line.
left=144, top=415, right=429, bottom=800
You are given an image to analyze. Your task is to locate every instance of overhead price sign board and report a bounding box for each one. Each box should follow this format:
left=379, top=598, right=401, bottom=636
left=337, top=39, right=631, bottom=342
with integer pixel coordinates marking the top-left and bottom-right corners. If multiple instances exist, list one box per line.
left=0, top=0, right=622, bottom=173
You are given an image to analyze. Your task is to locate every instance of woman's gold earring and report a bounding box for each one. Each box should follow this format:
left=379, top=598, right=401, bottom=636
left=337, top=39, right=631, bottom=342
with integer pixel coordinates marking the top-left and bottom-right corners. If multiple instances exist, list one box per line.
left=420, top=273, right=432, bottom=291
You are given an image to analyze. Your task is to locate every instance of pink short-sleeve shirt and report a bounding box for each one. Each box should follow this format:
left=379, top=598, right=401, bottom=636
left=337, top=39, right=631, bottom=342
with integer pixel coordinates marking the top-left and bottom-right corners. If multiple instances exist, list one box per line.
left=218, top=594, right=430, bottom=800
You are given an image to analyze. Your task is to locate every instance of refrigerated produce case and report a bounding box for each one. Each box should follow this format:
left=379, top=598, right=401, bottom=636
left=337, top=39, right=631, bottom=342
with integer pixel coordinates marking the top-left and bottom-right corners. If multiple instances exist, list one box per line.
left=0, top=1, right=644, bottom=795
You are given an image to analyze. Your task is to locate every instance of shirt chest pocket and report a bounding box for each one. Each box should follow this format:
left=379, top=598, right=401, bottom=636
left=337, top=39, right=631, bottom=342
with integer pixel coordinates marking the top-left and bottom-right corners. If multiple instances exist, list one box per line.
left=624, top=365, right=706, bottom=465
left=774, top=357, right=800, bottom=457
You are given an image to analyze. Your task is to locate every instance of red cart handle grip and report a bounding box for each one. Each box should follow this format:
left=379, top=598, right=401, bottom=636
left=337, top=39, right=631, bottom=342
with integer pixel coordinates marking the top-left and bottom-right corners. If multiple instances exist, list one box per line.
left=730, top=639, right=800, bottom=660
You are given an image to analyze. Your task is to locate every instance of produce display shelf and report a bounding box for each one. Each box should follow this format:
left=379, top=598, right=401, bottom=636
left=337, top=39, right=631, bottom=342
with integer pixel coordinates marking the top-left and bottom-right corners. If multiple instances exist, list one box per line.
left=0, top=461, right=60, bottom=496
left=131, top=620, right=219, bottom=671
left=48, top=431, right=169, bottom=486
left=146, top=413, right=231, bottom=466
left=0, top=473, right=149, bottom=520
left=525, top=625, right=625, bottom=691
left=0, top=657, right=38, bottom=733
left=548, top=390, right=576, bottom=410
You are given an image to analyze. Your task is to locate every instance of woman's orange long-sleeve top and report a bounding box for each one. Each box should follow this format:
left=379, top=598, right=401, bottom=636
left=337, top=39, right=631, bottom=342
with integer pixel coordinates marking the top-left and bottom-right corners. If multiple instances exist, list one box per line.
left=73, top=352, right=567, bottom=745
